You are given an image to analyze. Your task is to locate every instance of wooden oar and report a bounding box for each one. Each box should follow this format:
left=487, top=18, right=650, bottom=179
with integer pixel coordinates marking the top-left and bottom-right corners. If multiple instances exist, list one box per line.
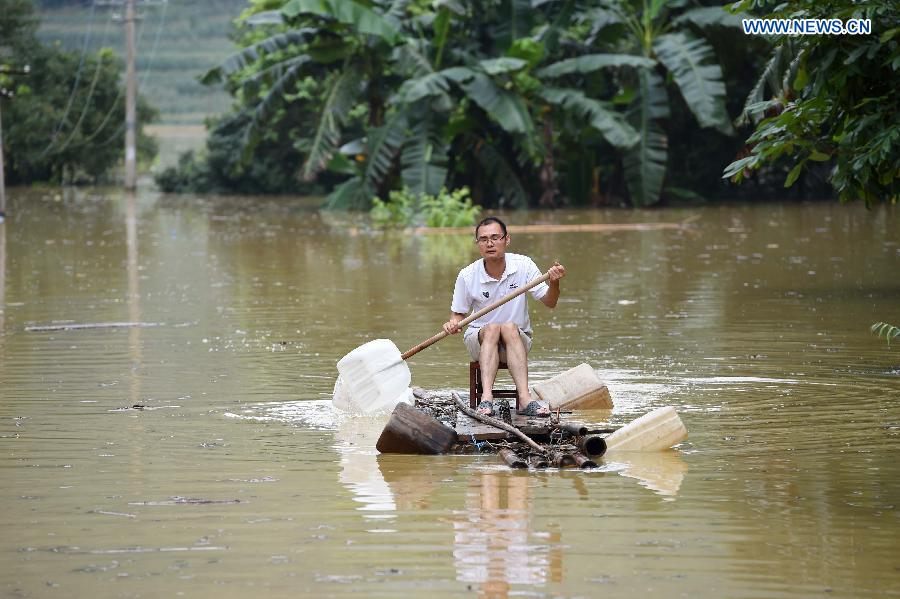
left=400, top=272, right=551, bottom=359
left=335, top=272, right=551, bottom=413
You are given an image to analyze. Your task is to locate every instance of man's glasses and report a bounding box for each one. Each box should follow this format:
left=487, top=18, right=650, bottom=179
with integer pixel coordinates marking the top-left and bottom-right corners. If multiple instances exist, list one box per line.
left=475, top=234, right=507, bottom=245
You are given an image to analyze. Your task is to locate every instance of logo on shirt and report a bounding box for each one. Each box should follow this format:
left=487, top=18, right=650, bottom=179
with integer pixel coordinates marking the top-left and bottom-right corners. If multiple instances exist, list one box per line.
left=509, top=283, right=518, bottom=289
left=482, top=291, right=490, bottom=298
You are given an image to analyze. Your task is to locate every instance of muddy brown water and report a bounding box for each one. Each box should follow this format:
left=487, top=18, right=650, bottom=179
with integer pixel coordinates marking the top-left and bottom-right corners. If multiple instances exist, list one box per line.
left=1, top=187, right=898, bottom=597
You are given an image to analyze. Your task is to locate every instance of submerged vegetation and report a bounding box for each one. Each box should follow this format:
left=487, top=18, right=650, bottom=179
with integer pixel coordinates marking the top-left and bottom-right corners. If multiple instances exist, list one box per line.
left=871, top=322, right=900, bottom=348
left=371, top=186, right=480, bottom=228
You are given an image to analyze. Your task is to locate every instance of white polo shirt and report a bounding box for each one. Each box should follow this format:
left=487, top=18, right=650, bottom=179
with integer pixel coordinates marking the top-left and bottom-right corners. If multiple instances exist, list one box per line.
left=451, top=253, right=549, bottom=341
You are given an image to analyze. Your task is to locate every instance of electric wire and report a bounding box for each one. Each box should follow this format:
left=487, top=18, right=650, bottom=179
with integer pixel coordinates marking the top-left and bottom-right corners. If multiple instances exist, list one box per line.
left=51, top=13, right=114, bottom=154
left=39, top=0, right=99, bottom=157
left=137, top=0, right=168, bottom=90
left=93, top=0, right=166, bottom=147
left=75, top=0, right=167, bottom=148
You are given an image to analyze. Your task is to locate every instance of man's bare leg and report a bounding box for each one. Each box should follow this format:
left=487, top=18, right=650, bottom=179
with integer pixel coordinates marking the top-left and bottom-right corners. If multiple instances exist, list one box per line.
left=477, top=324, right=501, bottom=413
left=498, top=323, right=532, bottom=408
left=499, top=323, right=548, bottom=414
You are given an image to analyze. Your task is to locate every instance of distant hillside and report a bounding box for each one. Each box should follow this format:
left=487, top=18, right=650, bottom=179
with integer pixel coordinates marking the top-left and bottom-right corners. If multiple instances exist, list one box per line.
left=37, top=0, right=246, bottom=125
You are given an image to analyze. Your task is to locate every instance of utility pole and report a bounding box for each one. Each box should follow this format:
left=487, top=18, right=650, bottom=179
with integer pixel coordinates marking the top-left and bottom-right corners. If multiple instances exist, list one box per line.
left=124, top=0, right=137, bottom=190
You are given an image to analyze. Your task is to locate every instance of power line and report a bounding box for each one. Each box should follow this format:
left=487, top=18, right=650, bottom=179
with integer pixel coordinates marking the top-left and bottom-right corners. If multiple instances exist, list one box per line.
left=71, top=0, right=167, bottom=149
left=138, top=0, right=168, bottom=89
left=51, top=12, right=114, bottom=154
left=73, top=82, right=123, bottom=144
left=39, top=0, right=99, bottom=157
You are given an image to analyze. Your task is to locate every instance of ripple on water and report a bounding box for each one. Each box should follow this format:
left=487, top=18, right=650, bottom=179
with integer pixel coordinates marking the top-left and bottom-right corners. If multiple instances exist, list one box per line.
left=2, top=195, right=899, bottom=597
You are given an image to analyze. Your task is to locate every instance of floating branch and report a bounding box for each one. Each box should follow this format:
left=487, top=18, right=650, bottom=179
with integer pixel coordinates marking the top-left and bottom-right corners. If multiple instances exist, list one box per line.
left=415, top=221, right=691, bottom=236
left=452, top=392, right=546, bottom=455
left=25, top=321, right=193, bottom=332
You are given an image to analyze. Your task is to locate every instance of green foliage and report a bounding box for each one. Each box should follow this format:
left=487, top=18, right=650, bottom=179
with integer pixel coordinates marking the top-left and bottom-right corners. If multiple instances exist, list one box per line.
left=2, top=1, right=157, bottom=184
left=371, top=188, right=416, bottom=227
left=184, top=0, right=772, bottom=207
left=37, top=0, right=246, bottom=125
left=154, top=110, right=329, bottom=194
left=1, top=0, right=37, bottom=52
left=371, top=187, right=480, bottom=228
left=282, top=0, right=401, bottom=42
left=422, top=187, right=481, bottom=228
left=725, top=0, right=899, bottom=206
left=569, top=0, right=739, bottom=206
left=871, top=322, right=900, bottom=348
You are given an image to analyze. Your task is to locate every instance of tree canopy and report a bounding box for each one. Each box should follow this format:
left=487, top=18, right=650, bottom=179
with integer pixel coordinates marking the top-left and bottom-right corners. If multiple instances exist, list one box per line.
left=1, top=0, right=157, bottom=185
left=724, top=0, right=899, bottom=206
left=164, top=0, right=897, bottom=209
left=162, top=0, right=760, bottom=207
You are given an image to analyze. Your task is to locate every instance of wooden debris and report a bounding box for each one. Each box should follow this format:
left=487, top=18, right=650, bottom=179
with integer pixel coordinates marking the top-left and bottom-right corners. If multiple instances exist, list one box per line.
left=454, top=411, right=554, bottom=441
left=452, top=392, right=546, bottom=455
left=127, top=497, right=241, bottom=506
left=25, top=321, right=166, bottom=332
left=398, top=389, right=646, bottom=470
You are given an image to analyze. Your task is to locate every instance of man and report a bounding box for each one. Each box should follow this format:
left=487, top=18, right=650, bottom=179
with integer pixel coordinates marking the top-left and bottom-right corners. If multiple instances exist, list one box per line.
left=443, top=216, right=566, bottom=416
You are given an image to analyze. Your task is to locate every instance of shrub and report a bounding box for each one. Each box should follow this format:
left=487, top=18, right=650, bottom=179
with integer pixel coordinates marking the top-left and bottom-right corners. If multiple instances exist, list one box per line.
left=371, top=187, right=480, bottom=228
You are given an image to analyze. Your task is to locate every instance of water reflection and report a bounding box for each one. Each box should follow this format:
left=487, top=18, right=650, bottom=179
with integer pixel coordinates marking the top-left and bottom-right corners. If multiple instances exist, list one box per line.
left=333, top=415, right=396, bottom=523
left=603, top=450, right=688, bottom=497
left=125, top=192, right=141, bottom=406
left=1, top=221, right=5, bottom=338
left=3, top=188, right=899, bottom=597
left=375, top=454, right=456, bottom=512
left=0, top=223, right=5, bottom=392
left=453, top=471, right=563, bottom=596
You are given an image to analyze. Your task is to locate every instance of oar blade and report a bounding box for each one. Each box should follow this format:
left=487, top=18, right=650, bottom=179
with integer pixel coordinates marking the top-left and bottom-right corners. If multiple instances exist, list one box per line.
left=336, top=339, right=413, bottom=414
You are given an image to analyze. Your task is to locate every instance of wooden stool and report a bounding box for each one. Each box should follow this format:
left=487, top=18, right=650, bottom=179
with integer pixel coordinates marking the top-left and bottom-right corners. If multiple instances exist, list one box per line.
left=469, top=361, right=519, bottom=408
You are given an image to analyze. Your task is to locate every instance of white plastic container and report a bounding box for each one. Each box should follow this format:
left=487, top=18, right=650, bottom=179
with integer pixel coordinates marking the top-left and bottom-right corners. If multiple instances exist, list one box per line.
left=603, top=406, right=687, bottom=452
left=532, top=363, right=613, bottom=410
left=335, top=339, right=413, bottom=413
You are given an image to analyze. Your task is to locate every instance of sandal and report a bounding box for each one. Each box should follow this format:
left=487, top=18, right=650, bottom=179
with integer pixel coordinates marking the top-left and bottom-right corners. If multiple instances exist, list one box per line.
left=475, top=400, right=495, bottom=416
left=517, top=400, right=551, bottom=417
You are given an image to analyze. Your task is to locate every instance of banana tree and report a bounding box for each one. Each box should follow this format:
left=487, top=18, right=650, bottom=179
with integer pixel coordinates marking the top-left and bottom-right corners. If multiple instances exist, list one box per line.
left=382, top=0, right=657, bottom=208
left=203, top=0, right=408, bottom=206
left=580, top=0, right=740, bottom=206
left=318, top=1, right=560, bottom=209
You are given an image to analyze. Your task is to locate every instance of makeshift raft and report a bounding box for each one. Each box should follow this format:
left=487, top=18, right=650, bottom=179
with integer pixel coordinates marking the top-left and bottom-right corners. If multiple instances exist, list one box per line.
left=375, top=364, right=688, bottom=470
left=375, top=393, right=603, bottom=468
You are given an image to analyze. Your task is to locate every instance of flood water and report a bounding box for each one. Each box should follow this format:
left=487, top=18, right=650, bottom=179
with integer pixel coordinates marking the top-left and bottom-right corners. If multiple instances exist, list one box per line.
left=1, top=187, right=898, bottom=598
